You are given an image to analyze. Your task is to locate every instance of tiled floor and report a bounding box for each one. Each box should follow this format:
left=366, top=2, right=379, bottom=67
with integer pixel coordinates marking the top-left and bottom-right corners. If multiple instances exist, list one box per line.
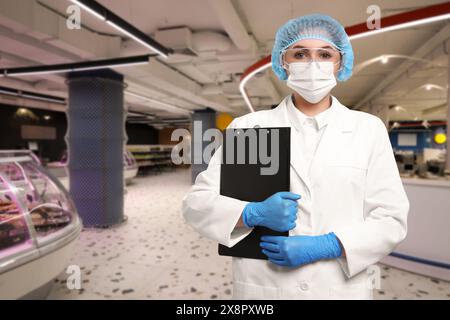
left=47, top=169, right=450, bottom=300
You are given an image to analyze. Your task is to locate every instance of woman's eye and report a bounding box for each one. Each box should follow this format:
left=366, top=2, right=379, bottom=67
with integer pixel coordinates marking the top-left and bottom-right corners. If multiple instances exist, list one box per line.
left=320, top=52, right=332, bottom=59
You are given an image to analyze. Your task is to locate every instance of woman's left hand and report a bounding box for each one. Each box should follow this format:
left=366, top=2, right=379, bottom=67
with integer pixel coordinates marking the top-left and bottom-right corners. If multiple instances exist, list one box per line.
left=260, top=233, right=342, bottom=267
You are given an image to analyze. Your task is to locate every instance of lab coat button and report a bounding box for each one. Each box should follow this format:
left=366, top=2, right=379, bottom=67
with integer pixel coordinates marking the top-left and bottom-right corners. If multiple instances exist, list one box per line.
left=299, top=282, right=309, bottom=291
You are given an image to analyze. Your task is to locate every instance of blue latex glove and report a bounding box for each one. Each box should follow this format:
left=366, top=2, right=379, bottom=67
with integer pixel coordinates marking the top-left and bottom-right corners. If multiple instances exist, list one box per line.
left=242, top=192, right=301, bottom=232
left=260, top=233, right=342, bottom=267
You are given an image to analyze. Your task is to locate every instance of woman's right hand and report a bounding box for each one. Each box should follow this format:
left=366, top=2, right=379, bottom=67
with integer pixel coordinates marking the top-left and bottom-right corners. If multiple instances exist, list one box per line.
left=242, top=192, right=301, bottom=232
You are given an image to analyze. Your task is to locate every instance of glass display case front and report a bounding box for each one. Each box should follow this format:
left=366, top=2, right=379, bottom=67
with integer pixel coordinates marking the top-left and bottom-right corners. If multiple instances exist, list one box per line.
left=0, top=173, right=34, bottom=260
left=0, top=150, right=41, bottom=165
left=0, top=155, right=80, bottom=270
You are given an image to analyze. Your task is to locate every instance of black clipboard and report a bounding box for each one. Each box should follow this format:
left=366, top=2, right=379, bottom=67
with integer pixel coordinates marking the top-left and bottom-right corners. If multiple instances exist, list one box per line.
left=218, top=127, right=290, bottom=260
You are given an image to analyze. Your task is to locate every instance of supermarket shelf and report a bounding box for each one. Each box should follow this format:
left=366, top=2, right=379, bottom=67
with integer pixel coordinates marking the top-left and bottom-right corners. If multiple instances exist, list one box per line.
left=127, top=145, right=175, bottom=173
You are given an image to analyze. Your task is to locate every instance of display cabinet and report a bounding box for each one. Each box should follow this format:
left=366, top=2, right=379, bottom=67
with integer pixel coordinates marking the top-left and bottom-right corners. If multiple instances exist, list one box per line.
left=0, top=154, right=81, bottom=299
left=123, top=150, right=138, bottom=183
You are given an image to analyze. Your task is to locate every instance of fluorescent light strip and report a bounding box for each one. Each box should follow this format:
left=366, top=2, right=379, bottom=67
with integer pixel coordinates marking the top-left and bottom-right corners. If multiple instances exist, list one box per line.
left=161, top=119, right=190, bottom=122
left=239, top=63, right=270, bottom=113
left=0, top=89, right=19, bottom=96
left=70, top=60, right=148, bottom=72
left=146, top=99, right=187, bottom=113
left=127, top=112, right=155, bottom=119
left=106, top=21, right=168, bottom=58
left=125, top=91, right=149, bottom=100
left=70, top=0, right=169, bottom=58
left=0, top=89, right=65, bottom=104
left=2, top=59, right=149, bottom=77
left=22, top=94, right=65, bottom=104
left=5, top=69, right=72, bottom=77
left=128, top=120, right=153, bottom=123
left=70, top=0, right=105, bottom=20
left=349, top=13, right=450, bottom=40
left=239, top=13, right=450, bottom=113
left=125, top=91, right=191, bottom=113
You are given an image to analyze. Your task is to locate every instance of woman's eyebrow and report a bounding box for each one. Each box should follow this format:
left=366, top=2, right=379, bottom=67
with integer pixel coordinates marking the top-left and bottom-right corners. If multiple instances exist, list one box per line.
left=291, top=45, right=334, bottom=49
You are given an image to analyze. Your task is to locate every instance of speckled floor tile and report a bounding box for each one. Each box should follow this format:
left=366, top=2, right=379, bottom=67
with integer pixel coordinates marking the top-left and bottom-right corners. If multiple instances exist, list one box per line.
left=48, top=262, right=168, bottom=300
left=147, top=266, right=233, bottom=300
left=373, top=265, right=450, bottom=300
left=47, top=168, right=450, bottom=300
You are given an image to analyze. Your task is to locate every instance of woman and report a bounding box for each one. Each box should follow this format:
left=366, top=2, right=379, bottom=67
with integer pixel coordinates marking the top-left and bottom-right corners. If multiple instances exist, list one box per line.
left=182, top=14, right=409, bottom=299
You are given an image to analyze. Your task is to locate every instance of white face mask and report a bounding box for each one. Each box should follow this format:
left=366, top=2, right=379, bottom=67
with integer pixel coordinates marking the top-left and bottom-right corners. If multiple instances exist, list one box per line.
left=286, top=61, right=337, bottom=104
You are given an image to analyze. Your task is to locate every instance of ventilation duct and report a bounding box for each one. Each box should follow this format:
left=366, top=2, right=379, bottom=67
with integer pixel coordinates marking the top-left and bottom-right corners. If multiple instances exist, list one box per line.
left=154, top=27, right=198, bottom=57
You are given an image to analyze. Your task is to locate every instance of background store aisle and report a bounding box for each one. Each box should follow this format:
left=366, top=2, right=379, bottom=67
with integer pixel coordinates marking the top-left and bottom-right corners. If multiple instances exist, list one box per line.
left=46, top=169, right=450, bottom=300
left=46, top=168, right=233, bottom=299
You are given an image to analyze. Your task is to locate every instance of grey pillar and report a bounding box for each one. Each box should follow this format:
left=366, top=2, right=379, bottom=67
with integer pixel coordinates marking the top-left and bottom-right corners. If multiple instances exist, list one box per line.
left=66, top=69, right=125, bottom=227
left=191, top=108, right=216, bottom=183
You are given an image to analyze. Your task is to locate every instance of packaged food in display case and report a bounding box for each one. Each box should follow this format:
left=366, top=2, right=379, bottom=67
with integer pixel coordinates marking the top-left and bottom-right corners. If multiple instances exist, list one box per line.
left=124, top=150, right=137, bottom=169
left=0, top=176, right=33, bottom=256
left=0, top=158, right=77, bottom=241
left=0, top=154, right=81, bottom=299
left=123, top=150, right=138, bottom=183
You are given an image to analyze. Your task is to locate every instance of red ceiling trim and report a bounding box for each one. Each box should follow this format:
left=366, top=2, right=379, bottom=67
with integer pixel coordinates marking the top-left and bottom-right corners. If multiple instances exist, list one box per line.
left=346, top=1, right=450, bottom=36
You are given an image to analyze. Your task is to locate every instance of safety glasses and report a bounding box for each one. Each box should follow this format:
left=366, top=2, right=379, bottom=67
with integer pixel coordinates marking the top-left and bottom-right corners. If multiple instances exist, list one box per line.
left=281, top=47, right=342, bottom=67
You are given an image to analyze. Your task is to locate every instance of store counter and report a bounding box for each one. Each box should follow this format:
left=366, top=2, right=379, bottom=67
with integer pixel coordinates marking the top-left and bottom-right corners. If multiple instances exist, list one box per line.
left=381, top=177, right=450, bottom=281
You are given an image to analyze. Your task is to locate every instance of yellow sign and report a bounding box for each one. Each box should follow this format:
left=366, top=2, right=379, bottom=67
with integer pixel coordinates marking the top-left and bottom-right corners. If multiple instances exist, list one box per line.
left=216, top=113, right=233, bottom=131
left=434, top=133, right=447, bottom=145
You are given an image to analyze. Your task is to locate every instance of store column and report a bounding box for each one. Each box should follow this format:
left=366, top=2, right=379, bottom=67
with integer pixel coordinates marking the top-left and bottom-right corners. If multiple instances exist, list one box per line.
left=66, top=69, right=125, bottom=227
left=191, top=108, right=216, bottom=183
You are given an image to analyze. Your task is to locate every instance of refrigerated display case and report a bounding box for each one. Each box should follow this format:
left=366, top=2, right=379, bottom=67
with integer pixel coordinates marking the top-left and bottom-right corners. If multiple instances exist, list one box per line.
left=0, top=155, right=82, bottom=299
left=0, top=150, right=41, bottom=165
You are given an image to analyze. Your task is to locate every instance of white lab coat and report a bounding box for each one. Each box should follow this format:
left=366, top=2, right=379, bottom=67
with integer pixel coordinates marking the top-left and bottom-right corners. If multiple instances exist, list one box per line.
left=182, top=95, right=409, bottom=299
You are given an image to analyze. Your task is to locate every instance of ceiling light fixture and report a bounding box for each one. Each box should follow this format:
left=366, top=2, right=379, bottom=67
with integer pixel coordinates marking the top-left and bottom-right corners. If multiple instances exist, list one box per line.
left=0, top=55, right=151, bottom=77
left=69, top=0, right=172, bottom=58
left=238, top=57, right=271, bottom=113
left=0, top=87, right=19, bottom=96
left=124, top=91, right=191, bottom=114
left=127, top=111, right=155, bottom=119
left=0, top=86, right=66, bottom=104
left=70, top=0, right=105, bottom=20
left=105, top=21, right=168, bottom=58
left=423, top=84, right=446, bottom=91
left=347, top=13, right=450, bottom=41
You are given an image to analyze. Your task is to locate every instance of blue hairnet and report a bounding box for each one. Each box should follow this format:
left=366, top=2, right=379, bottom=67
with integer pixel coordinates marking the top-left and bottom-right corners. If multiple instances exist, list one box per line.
left=271, top=14, right=354, bottom=82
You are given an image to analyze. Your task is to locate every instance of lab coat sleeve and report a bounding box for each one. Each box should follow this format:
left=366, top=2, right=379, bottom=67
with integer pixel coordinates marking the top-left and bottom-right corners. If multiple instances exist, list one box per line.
left=182, top=119, right=254, bottom=248
left=333, top=117, right=409, bottom=278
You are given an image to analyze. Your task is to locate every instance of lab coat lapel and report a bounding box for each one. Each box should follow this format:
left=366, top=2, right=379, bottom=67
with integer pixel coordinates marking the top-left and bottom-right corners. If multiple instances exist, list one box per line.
left=290, top=128, right=312, bottom=191
left=279, top=98, right=313, bottom=192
